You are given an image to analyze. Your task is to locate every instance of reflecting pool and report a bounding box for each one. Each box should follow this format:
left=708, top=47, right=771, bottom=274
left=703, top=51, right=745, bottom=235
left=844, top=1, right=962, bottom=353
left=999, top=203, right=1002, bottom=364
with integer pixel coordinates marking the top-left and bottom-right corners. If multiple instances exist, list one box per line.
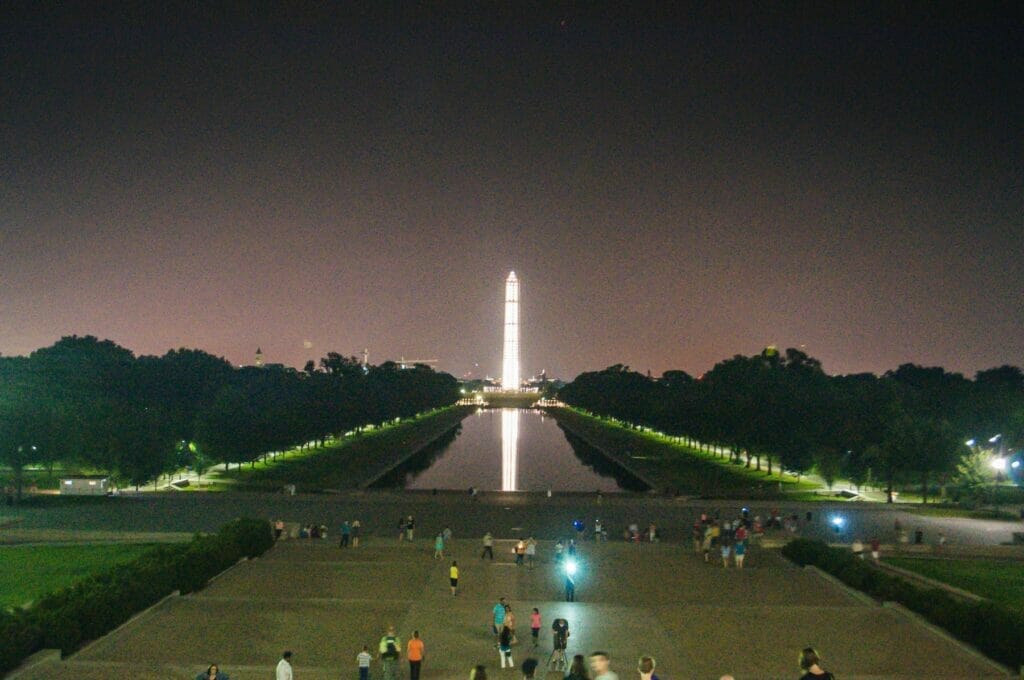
left=373, top=408, right=648, bottom=492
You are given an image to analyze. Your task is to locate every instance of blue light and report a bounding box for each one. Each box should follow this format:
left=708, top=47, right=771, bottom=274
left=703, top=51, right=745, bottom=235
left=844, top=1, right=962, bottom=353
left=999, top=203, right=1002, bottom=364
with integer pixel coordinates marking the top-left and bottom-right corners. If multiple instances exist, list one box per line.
left=830, top=515, right=845, bottom=528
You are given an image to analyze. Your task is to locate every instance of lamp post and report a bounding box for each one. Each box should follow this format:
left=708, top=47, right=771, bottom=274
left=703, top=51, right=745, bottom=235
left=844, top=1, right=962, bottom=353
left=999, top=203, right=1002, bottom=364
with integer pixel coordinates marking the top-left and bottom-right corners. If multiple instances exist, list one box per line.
left=989, top=435, right=1005, bottom=510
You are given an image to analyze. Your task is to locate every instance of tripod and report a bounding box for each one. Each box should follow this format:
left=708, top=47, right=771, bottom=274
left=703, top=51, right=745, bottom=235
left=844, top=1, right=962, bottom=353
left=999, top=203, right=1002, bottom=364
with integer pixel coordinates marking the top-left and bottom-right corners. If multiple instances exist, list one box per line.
left=548, top=646, right=567, bottom=671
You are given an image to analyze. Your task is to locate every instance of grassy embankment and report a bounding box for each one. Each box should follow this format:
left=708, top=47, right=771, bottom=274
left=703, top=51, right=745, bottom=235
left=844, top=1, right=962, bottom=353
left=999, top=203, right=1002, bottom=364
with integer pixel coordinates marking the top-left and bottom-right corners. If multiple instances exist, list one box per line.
left=215, top=405, right=474, bottom=491
left=885, top=556, right=1024, bottom=610
left=550, top=407, right=820, bottom=498
left=902, top=505, right=1021, bottom=521
left=0, top=543, right=162, bottom=609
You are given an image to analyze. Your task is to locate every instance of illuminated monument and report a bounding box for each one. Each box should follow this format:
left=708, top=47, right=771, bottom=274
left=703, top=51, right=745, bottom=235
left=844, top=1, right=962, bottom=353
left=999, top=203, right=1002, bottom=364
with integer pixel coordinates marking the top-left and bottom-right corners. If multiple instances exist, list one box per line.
left=501, top=271, right=520, bottom=391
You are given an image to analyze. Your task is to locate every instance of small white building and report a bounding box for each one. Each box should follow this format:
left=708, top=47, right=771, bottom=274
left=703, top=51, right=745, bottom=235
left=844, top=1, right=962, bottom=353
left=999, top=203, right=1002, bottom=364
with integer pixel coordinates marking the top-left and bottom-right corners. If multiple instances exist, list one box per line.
left=60, top=476, right=109, bottom=495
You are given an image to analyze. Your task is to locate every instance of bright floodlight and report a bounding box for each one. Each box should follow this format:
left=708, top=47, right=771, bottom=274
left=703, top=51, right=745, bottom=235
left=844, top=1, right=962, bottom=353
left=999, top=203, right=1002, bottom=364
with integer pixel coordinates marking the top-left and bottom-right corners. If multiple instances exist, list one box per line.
left=989, top=434, right=1002, bottom=444
left=564, top=559, right=578, bottom=576
left=965, top=439, right=976, bottom=447
left=501, top=271, right=520, bottom=391
left=830, top=515, right=845, bottom=528
left=991, top=457, right=1007, bottom=471
left=1011, top=461, right=1021, bottom=469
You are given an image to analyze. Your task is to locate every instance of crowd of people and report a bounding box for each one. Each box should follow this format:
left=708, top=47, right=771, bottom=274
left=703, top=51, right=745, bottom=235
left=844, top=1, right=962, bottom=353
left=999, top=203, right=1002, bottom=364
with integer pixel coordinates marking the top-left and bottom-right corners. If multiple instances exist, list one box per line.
left=239, top=511, right=849, bottom=679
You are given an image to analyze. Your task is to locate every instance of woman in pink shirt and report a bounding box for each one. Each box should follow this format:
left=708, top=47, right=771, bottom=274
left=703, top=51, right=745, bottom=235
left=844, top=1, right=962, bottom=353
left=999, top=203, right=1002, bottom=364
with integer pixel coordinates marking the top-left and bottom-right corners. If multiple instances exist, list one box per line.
left=529, top=607, right=541, bottom=647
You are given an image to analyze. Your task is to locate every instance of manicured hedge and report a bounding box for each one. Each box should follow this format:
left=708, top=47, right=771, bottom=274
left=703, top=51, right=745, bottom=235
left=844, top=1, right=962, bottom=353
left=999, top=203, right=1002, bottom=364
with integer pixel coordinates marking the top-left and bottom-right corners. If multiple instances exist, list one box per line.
left=0, top=517, right=273, bottom=674
left=781, top=538, right=1024, bottom=670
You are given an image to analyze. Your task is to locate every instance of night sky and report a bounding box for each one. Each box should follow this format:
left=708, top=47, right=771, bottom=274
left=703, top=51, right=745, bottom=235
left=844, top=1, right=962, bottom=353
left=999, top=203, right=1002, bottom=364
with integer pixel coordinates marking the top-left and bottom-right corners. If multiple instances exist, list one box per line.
left=2, top=4, right=1022, bottom=380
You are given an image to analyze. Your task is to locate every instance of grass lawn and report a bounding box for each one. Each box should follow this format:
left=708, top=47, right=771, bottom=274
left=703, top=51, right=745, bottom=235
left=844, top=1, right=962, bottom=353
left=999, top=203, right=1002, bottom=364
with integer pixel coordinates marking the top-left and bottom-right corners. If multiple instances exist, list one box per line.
left=0, top=543, right=161, bottom=609
left=215, top=405, right=473, bottom=491
left=902, top=506, right=1020, bottom=521
left=551, top=408, right=821, bottom=498
left=885, top=557, right=1024, bottom=609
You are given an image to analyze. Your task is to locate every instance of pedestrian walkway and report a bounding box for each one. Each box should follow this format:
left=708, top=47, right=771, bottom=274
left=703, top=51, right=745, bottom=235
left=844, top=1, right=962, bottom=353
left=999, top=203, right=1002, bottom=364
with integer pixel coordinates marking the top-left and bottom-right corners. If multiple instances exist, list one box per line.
left=14, top=538, right=1010, bottom=679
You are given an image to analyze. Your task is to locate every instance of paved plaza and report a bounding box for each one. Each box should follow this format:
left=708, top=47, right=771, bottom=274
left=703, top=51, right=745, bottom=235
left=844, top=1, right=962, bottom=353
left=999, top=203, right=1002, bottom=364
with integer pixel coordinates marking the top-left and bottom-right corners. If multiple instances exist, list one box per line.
left=15, top=534, right=1010, bottom=679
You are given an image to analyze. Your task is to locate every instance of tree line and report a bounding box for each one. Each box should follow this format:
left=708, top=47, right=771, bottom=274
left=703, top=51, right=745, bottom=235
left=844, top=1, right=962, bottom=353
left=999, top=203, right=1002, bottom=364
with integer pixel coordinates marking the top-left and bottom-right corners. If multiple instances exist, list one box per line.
left=559, top=348, right=1024, bottom=502
left=0, top=336, right=459, bottom=498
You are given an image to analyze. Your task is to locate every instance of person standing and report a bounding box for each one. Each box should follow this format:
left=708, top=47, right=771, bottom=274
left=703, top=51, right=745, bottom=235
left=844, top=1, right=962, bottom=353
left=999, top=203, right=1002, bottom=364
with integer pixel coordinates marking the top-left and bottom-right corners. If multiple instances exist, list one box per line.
left=589, top=651, right=618, bottom=680
left=734, top=523, right=748, bottom=569
left=498, top=623, right=514, bottom=669
left=275, top=651, right=293, bottom=680
left=274, top=519, right=284, bottom=540
left=356, top=646, right=372, bottom=680
left=407, top=630, right=424, bottom=680
left=565, top=573, right=576, bottom=602
left=491, top=597, right=507, bottom=643
left=503, top=605, right=517, bottom=644
left=515, top=540, right=526, bottom=566
left=525, top=537, right=537, bottom=569
left=434, top=533, right=445, bottom=559
left=482, top=532, right=494, bottom=560
left=870, top=537, right=881, bottom=564
left=195, top=663, right=228, bottom=680
left=450, top=560, right=459, bottom=596
left=405, top=516, right=415, bottom=542
left=520, top=657, right=539, bottom=678
left=564, top=654, right=588, bottom=680
left=340, top=521, right=351, bottom=548
left=637, top=655, right=659, bottom=680
left=378, top=626, right=401, bottom=680
left=798, top=647, right=835, bottom=680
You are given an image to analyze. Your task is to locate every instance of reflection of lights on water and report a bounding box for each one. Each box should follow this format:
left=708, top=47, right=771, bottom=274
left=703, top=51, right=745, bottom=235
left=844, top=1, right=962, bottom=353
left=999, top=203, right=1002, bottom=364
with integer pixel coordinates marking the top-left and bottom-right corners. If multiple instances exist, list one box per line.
left=502, top=409, right=519, bottom=491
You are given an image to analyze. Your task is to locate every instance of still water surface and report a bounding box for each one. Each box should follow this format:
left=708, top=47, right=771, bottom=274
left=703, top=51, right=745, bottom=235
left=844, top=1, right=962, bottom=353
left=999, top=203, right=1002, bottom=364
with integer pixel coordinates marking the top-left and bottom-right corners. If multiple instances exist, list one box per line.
left=387, top=408, right=640, bottom=492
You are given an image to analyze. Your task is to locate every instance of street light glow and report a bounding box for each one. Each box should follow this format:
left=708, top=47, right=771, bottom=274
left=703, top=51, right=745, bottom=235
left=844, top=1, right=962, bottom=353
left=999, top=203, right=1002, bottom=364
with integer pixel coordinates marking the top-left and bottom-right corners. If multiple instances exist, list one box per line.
left=965, top=439, right=976, bottom=447
left=991, top=457, right=1007, bottom=471
left=564, top=558, right=578, bottom=576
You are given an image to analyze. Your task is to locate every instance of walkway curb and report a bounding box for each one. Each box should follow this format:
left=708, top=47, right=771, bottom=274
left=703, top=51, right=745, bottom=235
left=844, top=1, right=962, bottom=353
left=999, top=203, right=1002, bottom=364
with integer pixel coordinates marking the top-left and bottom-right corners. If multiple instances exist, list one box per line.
left=802, top=565, right=878, bottom=606
left=5, top=649, right=61, bottom=679
left=73, top=589, right=181, bottom=658
left=874, top=561, right=984, bottom=602
left=882, top=601, right=1015, bottom=677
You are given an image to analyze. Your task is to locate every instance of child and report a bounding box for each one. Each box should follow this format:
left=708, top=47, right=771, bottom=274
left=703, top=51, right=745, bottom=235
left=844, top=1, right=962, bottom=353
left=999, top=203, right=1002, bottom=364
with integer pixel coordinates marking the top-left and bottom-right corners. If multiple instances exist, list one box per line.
left=530, top=607, right=541, bottom=647
left=356, top=645, right=372, bottom=680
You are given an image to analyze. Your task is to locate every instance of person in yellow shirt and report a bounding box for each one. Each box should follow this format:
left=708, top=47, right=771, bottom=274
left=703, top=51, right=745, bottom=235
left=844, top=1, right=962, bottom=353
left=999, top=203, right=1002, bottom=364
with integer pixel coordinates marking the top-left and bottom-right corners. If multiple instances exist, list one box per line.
left=450, top=560, right=459, bottom=596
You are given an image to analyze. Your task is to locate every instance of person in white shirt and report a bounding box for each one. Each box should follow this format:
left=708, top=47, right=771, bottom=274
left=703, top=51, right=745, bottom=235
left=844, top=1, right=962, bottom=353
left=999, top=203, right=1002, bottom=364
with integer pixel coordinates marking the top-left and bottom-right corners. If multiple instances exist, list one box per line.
left=276, top=651, right=293, bottom=680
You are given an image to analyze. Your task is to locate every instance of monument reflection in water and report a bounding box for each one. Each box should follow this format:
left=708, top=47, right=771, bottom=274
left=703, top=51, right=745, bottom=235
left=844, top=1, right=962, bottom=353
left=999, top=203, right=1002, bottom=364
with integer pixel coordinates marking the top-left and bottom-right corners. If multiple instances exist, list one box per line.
left=502, top=408, right=519, bottom=491
left=398, top=408, right=633, bottom=492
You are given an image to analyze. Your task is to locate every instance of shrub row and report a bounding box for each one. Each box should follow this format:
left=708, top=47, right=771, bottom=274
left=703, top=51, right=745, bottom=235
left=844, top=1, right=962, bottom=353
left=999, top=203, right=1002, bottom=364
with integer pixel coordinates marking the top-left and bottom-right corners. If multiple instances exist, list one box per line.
left=0, top=517, right=273, bottom=674
left=782, top=538, right=1024, bottom=670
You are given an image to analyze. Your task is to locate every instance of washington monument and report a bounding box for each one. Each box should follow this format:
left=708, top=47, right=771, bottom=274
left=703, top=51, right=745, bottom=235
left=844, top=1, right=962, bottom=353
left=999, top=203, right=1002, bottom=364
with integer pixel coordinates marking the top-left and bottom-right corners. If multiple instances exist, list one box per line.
left=501, top=271, right=520, bottom=391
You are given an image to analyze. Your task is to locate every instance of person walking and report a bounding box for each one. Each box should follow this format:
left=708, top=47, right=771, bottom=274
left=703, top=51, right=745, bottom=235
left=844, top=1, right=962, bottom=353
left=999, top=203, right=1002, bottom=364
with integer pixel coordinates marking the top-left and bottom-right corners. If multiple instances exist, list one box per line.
left=434, top=533, right=445, bottom=559
left=275, top=651, right=293, bottom=680
left=407, top=630, right=424, bottom=680
left=565, top=654, right=589, bottom=680
left=482, top=532, right=494, bottom=560
left=589, top=651, right=618, bottom=680
left=529, top=607, right=541, bottom=648
left=356, top=646, right=372, bottom=680
left=798, top=647, right=835, bottom=680
left=378, top=626, right=401, bottom=680
left=450, top=560, right=460, bottom=596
